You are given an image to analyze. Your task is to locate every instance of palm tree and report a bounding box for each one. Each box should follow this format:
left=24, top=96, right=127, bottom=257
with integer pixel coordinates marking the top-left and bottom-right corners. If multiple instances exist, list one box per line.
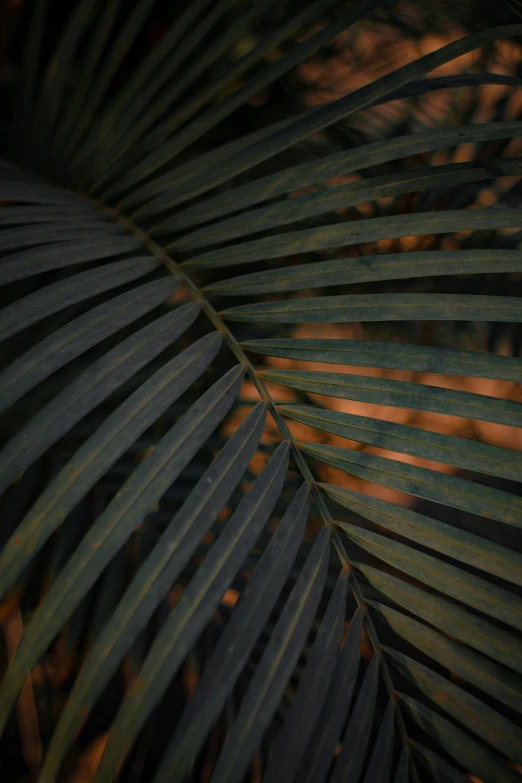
left=0, top=1, right=521, bottom=781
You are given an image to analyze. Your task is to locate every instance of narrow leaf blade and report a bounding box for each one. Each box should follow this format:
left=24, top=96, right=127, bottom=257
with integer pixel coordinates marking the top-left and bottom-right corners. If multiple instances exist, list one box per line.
left=0, top=304, right=202, bottom=496
left=402, top=695, right=521, bottom=783
left=0, top=367, right=244, bottom=733
left=153, top=483, right=311, bottom=783
left=0, top=256, right=160, bottom=344
left=297, top=609, right=363, bottom=783
left=191, top=210, right=522, bottom=270
left=242, top=338, right=522, bottom=383
left=92, top=441, right=291, bottom=783
left=208, top=249, right=522, bottom=296
left=0, top=322, right=213, bottom=604
left=0, top=236, right=142, bottom=286
left=305, top=443, right=522, bottom=527
left=321, top=484, right=522, bottom=586
left=330, top=653, right=380, bottom=783
left=282, top=405, right=522, bottom=484
left=261, top=570, right=348, bottom=783
left=337, top=522, right=522, bottom=630
left=0, top=275, right=177, bottom=412
left=209, top=526, right=330, bottom=783
left=362, top=700, right=395, bottom=783
left=374, top=606, right=522, bottom=714
left=43, top=401, right=267, bottom=782
left=358, top=565, right=522, bottom=673
left=387, top=649, right=522, bottom=763
left=261, top=369, right=522, bottom=428
left=158, top=122, right=522, bottom=233
left=222, top=293, right=522, bottom=324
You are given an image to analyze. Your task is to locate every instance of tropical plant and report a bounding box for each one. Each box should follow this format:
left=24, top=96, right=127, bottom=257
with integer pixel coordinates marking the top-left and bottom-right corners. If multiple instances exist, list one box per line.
left=0, top=1, right=522, bottom=781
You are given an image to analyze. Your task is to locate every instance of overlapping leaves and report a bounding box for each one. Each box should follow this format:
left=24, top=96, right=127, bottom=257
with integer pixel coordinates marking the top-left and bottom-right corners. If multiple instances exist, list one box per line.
left=1, top=1, right=521, bottom=782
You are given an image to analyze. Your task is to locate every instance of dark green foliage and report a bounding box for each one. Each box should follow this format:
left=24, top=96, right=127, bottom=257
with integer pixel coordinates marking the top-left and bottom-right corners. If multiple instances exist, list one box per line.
left=0, top=2, right=521, bottom=782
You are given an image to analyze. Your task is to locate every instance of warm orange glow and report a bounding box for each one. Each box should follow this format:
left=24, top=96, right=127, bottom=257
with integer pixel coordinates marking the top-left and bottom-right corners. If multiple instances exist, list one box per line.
left=221, top=589, right=240, bottom=608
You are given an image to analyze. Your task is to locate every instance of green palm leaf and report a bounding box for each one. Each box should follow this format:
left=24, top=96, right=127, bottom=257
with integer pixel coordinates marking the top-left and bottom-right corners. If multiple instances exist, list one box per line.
left=0, top=276, right=178, bottom=410
left=0, top=366, right=243, bottom=731
left=0, top=256, right=162, bottom=344
left=1, top=2, right=522, bottom=781
left=0, top=324, right=216, bottom=597
left=244, top=337, right=522, bottom=381
left=412, top=743, right=472, bottom=783
left=91, top=441, right=291, bottom=783
left=224, top=291, right=522, bottom=321
left=375, top=606, right=522, bottom=713
left=307, top=444, right=522, bottom=524
left=281, top=406, right=522, bottom=482
left=329, top=653, right=380, bottom=783
left=206, top=526, right=331, bottom=783
left=338, top=522, right=522, bottom=628
left=152, top=481, right=310, bottom=783
left=261, top=368, right=522, bottom=426
left=258, top=569, right=347, bottom=783
left=127, top=24, right=522, bottom=208
left=322, top=484, right=522, bottom=583
left=157, top=120, right=522, bottom=233
left=207, top=249, right=522, bottom=294
left=297, top=608, right=364, bottom=783
left=0, top=304, right=205, bottom=495
left=180, top=161, right=522, bottom=252
left=402, top=696, right=521, bottom=783
left=0, top=235, right=142, bottom=285
left=361, top=566, right=522, bottom=673
left=41, top=401, right=268, bottom=782
left=362, top=701, right=395, bottom=783
left=388, top=649, right=522, bottom=763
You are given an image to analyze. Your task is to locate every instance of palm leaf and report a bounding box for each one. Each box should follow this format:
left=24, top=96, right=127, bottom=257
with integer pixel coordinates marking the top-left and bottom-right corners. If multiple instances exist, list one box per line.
left=329, top=653, right=380, bottom=783
left=224, top=291, right=522, bottom=321
left=257, top=569, right=348, bottom=783
left=124, top=24, right=522, bottom=207
left=388, top=648, right=522, bottom=763
left=322, top=484, right=522, bottom=584
left=0, top=235, right=142, bottom=285
left=362, top=701, right=395, bottom=783
left=402, top=696, right=521, bottom=783
left=376, top=608, right=522, bottom=713
left=41, top=401, right=268, bottom=781
left=0, top=325, right=216, bottom=597
left=155, top=120, right=522, bottom=233
left=281, top=406, right=522, bottom=482
left=309, top=445, right=522, bottom=525
left=206, top=249, right=522, bottom=294
left=0, top=305, right=206, bottom=496
left=338, top=522, right=522, bottom=628
left=297, top=608, right=365, bottom=783
left=152, top=481, right=310, bottom=783
left=0, top=256, right=162, bottom=344
left=206, top=526, right=332, bottom=783
left=1, top=3, right=522, bottom=781
left=243, top=337, right=522, bottom=381
left=261, top=368, right=522, bottom=426
left=91, top=441, right=291, bottom=783
left=0, top=276, right=178, bottom=411
left=412, top=743, right=473, bottom=783
left=178, top=161, right=522, bottom=252
left=0, top=366, right=244, bottom=729
left=362, top=566, right=522, bottom=674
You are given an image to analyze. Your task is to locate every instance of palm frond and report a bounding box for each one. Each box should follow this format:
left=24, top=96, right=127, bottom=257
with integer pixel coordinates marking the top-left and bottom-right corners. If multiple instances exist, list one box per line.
left=1, top=1, right=522, bottom=781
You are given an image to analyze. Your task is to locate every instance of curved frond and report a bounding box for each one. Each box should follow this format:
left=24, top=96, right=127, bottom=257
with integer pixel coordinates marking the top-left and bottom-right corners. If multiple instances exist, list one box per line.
left=1, top=3, right=522, bottom=781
